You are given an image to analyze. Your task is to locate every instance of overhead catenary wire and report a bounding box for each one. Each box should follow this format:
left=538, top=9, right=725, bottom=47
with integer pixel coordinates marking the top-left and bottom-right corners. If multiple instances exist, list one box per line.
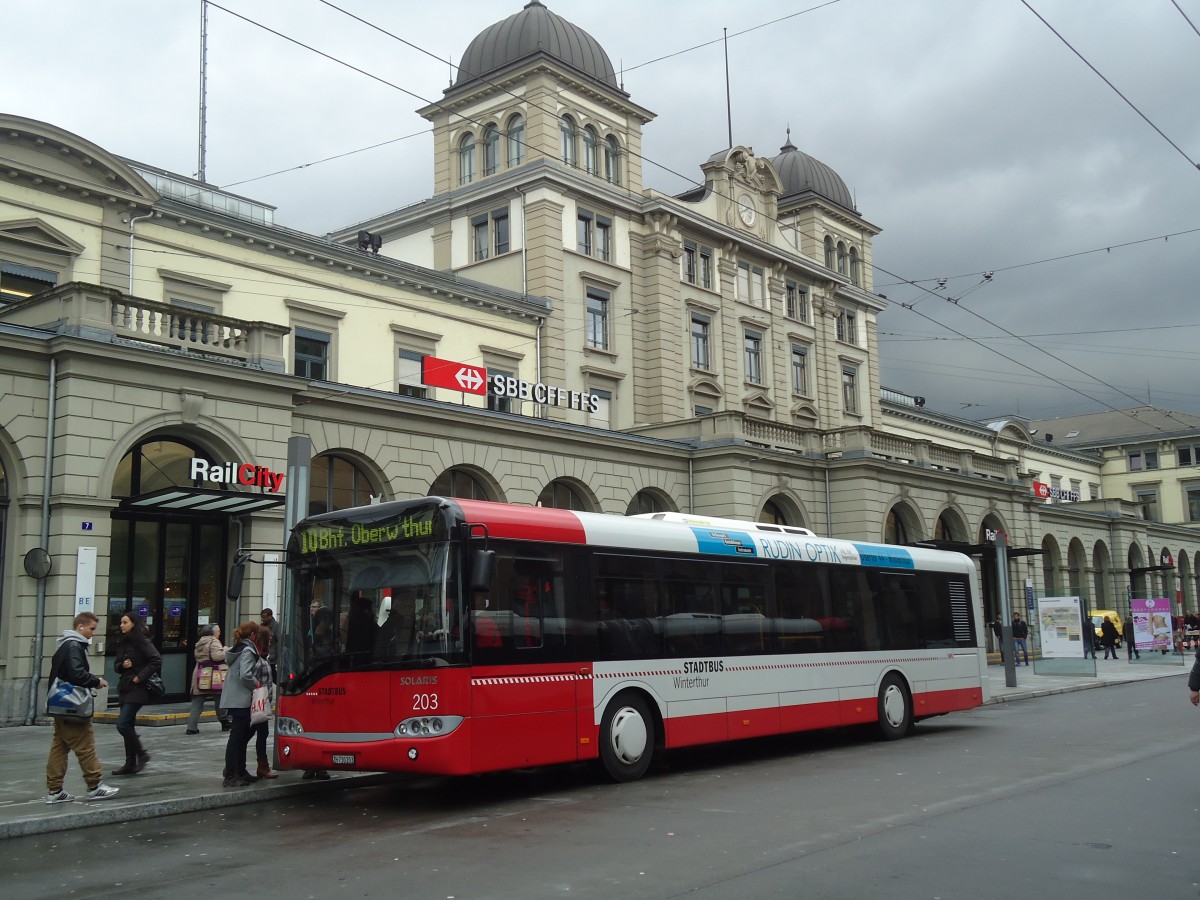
left=1020, top=0, right=1200, bottom=174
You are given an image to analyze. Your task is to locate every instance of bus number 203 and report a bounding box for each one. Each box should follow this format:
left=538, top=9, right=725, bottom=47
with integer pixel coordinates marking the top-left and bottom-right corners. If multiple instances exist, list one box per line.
left=412, top=693, right=439, bottom=711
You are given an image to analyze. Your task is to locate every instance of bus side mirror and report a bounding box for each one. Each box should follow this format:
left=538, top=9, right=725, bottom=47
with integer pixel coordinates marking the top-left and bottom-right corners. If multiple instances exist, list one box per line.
left=227, top=552, right=251, bottom=601
left=470, top=549, right=495, bottom=594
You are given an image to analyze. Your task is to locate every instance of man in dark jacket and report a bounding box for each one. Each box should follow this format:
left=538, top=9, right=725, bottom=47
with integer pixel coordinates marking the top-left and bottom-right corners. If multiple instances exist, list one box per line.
left=1011, top=612, right=1030, bottom=666
left=44, top=612, right=120, bottom=803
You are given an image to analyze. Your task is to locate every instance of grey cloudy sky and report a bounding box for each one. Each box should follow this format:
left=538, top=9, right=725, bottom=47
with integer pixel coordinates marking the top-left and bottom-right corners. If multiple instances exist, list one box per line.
left=4, top=0, right=1198, bottom=421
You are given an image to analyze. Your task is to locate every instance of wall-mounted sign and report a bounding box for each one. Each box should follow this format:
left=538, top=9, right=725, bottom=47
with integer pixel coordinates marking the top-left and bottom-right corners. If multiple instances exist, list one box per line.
left=1032, top=481, right=1080, bottom=502
left=421, top=355, right=599, bottom=412
left=422, top=356, right=487, bottom=395
left=190, top=458, right=285, bottom=492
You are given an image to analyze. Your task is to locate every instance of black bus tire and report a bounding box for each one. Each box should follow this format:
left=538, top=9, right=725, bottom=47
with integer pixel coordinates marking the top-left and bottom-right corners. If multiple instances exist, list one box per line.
left=877, top=673, right=912, bottom=741
left=599, top=692, right=655, bottom=782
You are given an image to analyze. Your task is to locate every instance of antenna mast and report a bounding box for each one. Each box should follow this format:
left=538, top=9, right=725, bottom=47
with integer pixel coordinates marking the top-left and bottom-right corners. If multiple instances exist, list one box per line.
left=198, top=0, right=209, bottom=182
left=723, top=28, right=733, bottom=148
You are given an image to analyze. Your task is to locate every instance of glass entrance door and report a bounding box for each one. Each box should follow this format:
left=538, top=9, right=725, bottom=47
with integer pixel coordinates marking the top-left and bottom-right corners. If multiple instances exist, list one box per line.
left=107, top=516, right=228, bottom=700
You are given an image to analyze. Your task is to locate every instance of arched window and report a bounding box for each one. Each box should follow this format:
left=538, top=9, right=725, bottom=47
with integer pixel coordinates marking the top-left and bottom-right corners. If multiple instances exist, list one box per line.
left=430, top=467, right=492, bottom=501
left=849, top=247, right=860, bottom=285
left=482, top=125, right=500, bottom=176
left=626, top=490, right=674, bottom=516
left=604, top=135, right=620, bottom=185
left=113, top=437, right=213, bottom=498
left=824, top=235, right=835, bottom=269
left=759, top=499, right=789, bottom=526
left=837, top=241, right=848, bottom=275
left=560, top=115, right=577, bottom=167
left=458, top=132, right=476, bottom=185
left=538, top=479, right=591, bottom=511
left=309, top=454, right=378, bottom=516
left=506, top=114, right=525, bottom=167
left=583, top=126, right=599, bottom=176
left=884, top=507, right=911, bottom=545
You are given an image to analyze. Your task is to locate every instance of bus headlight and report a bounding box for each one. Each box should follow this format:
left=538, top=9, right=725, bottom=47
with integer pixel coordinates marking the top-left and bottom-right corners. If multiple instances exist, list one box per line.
left=395, top=715, right=463, bottom=738
left=276, top=717, right=304, bottom=736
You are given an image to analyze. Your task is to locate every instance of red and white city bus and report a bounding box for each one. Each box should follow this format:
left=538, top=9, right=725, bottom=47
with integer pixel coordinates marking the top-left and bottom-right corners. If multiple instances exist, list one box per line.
left=264, top=497, right=985, bottom=782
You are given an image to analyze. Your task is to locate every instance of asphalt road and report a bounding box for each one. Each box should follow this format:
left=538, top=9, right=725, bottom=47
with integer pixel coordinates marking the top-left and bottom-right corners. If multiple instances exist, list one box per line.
left=6, top=676, right=1199, bottom=899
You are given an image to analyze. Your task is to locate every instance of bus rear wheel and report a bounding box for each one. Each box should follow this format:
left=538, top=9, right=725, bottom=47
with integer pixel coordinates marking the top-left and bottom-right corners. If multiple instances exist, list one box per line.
left=599, top=693, right=655, bottom=782
left=877, top=673, right=912, bottom=740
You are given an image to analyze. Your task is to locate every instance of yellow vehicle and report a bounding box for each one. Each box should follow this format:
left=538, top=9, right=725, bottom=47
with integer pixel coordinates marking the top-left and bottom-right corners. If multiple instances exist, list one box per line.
left=1090, top=609, right=1122, bottom=648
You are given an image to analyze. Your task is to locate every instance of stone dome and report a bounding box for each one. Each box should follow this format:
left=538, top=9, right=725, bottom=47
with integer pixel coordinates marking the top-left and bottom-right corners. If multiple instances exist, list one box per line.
left=454, top=1, right=618, bottom=90
left=769, top=134, right=856, bottom=212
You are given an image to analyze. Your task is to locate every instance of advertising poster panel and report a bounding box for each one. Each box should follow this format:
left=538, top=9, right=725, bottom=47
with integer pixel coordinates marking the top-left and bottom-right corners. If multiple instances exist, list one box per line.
left=1133, top=597, right=1173, bottom=651
left=1037, top=596, right=1083, bottom=658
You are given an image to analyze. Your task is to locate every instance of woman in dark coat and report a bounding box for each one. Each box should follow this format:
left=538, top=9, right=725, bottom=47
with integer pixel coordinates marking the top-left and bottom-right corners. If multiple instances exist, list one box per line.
left=112, top=612, right=161, bottom=775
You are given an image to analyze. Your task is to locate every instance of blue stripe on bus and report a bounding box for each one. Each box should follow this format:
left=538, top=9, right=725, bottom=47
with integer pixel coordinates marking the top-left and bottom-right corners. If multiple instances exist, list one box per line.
left=689, top=527, right=759, bottom=557
left=851, top=544, right=915, bottom=569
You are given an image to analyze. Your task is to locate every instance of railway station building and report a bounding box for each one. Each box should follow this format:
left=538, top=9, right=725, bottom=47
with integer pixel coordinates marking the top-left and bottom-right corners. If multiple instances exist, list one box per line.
left=0, top=2, right=1196, bottom=721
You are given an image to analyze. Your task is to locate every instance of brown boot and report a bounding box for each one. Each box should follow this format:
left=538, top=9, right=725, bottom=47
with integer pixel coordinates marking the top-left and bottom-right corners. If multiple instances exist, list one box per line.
left=257, top=757, right=279, bottom=779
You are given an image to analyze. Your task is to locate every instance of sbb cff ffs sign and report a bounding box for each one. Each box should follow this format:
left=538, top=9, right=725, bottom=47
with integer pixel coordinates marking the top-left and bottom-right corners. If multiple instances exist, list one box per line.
left=422, top=356, right=487, bottom=395
left=420, top=355, right=601, bottom=412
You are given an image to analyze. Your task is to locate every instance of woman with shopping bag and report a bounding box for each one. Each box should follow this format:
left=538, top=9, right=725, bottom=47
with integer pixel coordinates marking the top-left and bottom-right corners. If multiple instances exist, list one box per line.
left=186, top=624, right=231, bottom=734
left=219, top=621, right=270, bottom=787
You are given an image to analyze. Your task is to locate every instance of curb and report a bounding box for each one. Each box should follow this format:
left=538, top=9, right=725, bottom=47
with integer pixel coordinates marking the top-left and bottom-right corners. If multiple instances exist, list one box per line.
left=0, top=772, right=397, bottom=840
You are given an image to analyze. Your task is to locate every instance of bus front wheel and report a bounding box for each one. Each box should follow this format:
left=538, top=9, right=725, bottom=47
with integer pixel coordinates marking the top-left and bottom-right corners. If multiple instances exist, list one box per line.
left=877, top=673, right=912, bottom=740
left=599, top=693, right=655, bottom=782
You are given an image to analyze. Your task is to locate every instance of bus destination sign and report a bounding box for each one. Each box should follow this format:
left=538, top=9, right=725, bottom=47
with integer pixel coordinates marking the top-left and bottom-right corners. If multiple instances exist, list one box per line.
left=296, top=509, right=437, bottom=555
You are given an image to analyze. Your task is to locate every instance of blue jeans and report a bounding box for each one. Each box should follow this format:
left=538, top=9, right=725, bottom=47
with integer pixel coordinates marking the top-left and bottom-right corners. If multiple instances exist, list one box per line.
left=224, top=708, right=252, bottom=777
left=116, top=702, right=142, bottom=739
left=1013, top=639, right=1029, bottom=665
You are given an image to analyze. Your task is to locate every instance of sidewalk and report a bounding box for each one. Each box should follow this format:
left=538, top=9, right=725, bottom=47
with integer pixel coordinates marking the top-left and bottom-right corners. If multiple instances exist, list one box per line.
left=0, top=660, right=1188, bottom=839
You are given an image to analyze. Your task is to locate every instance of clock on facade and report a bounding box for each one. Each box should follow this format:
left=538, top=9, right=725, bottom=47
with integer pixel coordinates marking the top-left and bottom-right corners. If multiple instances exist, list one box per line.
left=737, top=193, right=756, bottom=226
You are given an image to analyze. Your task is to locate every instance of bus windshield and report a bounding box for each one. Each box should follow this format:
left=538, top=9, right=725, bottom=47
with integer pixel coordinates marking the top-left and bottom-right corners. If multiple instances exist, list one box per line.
left=280, top=542, right=465, bottom=691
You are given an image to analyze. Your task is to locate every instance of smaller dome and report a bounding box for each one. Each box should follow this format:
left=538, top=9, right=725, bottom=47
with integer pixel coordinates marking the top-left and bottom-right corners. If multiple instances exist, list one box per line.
left=769, top=133, right=856, bottom=212
left=454, top=1, right=618, bottom=90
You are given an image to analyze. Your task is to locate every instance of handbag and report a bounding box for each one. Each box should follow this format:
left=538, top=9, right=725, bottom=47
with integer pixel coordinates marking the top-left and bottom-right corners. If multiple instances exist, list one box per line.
left=196, top=662, right=228, bottom=692
left=145, top=672, right=167, bottom=701
left=250, top=683, right=271, bottom=725
left=46, top=677, right=95, bottom=718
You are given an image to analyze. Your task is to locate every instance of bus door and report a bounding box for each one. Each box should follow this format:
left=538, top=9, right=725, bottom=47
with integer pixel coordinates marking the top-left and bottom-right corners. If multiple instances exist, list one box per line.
left=470, top=556, right=580, bottom=772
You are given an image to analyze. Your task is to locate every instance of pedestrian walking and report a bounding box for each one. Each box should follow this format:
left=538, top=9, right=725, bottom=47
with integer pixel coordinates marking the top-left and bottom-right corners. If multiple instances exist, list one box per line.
left=220, top=620, right=267, bottom=787
left=43, top=612, right=120, bottom=803
left=111, top=611, right=161, bottom=776
left=990, top=616, right=1003, bottom=663
left=1123, top=615, right=1141, bottom=661
left=1011, top=612, right=1030, bottom=666
left=186, top=623, right=231, bottom=734
left=1100, top=615, right=1120, bottom=660
left=250, top=628, right=279, bottom=780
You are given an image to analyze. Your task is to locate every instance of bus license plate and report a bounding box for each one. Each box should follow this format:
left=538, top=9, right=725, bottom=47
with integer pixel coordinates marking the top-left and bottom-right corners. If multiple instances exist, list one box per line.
left=331, top=754, right=355, bottom=765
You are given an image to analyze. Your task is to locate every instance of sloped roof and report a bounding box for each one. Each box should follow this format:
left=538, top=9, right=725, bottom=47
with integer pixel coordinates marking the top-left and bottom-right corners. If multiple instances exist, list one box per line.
left=1027, top=406, right=1200, bottom=447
